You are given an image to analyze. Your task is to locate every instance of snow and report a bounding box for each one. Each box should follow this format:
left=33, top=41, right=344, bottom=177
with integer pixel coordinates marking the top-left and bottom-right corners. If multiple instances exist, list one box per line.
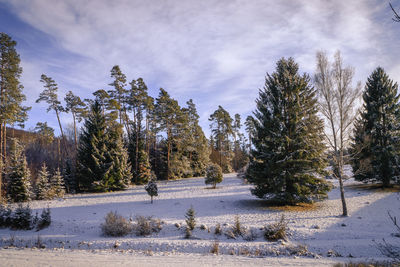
left=0, top=173, right=399, bottom=266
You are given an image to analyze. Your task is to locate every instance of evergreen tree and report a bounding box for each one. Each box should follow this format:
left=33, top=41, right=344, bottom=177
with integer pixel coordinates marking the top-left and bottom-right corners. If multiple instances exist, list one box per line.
left=108, top=65, right=128, bottom=130
left=351, top=67, right=400, bottom=187
left=49, top=168, right=65, bottom=198
left=205, top=163, right=223, bottom=189
left=145, top=179, right=158, bottom=204
left=6, top=138, right=31, bottom=202
left=64, top=91, right=86, bottom=150
left=0, top=33, right=30, bottom=202
left=76, top=100, right=109, bottom=191
left=37, top=75, right=66, bottom=152
left=77, top=101, right=131, bottom=192
left=185, top=206, right=196, bottom=230
left=209, top=106, right=233, bottom=172
left=63, top=158, right=76, bottom=193
left=137, top=150, right=152, bottom=184
left=246, top=58, right=330, bottom=204
left=35, top=163, right=50, bottom=200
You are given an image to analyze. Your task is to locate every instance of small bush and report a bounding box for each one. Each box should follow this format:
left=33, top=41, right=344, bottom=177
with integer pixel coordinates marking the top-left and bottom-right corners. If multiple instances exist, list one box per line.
left=185, top=206, right=196, bottom=230
left=264, top=215, right=288, bottom=241
left=145, top=180, right=158, bottom=204
left=0, top=204, right=12, bottom=228
left=214, top=223, right=222, bottom=235
left=205, top=164, right=223, bottom=189
left=210, top=240, right=219, bottom=255
left=36, top=208, right=51, bottom=231
left=134, top=216, right=162, bottom=236
left=11, top=203, right=32, bottom=230
left=232, top=215, right=242, bottom=237
left=243, top=228, right=258, bottom=241
left=101, top=211, right=132, bottom=237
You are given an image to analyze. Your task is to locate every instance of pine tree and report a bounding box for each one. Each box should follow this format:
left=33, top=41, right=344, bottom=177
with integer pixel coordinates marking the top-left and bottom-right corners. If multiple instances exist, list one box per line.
left=35, top=163, right=51, bottom=200
left=205, top=163, right=223, bottom=189
left=6, top=138, right=31, bottom=202
left=64, top=91, right=86, bottom=150
left=351, top=67, right=400, bottom=187
left=137, top=150, right=151, bottom=184
left=209, top=106, right=234, bottom=172
left=0, top=33, right=30, bottom=202
left=246, top=58, right=330, bottom=204
left=185, top=206, right=196, bottom=230
left=49, top=168, right=65, bottom=198
left=145, top=179, right=158, bottom=204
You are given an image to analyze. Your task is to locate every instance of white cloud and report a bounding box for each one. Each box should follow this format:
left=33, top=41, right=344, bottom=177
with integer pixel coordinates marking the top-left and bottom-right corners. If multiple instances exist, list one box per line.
left=2, top=0, right=399, bottom=136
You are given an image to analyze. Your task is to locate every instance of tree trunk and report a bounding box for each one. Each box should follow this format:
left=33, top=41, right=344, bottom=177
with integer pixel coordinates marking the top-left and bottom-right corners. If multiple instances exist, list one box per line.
left=55, top=109, right=68, bottom=157
left=73, top=112, right=78, bottom=150
left=151, top=195, right=153, bottom=204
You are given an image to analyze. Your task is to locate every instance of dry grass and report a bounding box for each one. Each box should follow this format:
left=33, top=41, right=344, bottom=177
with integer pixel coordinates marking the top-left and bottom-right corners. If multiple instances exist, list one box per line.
left=332, top=261, right=394, bottom=267
left=268, top=202, right=321, bottom=212
left=346, top=183, right=400, bottom=193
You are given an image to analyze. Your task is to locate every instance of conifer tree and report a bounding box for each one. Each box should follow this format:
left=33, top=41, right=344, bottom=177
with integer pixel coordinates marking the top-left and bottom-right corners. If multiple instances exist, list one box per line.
left=6, top=138, right=31, bottom=202
left=108, top=65, right=128, bottom=131
left=64, top=91, right=86, bottom=150
left=37, top=75, right=66, bottom=153
left=205, top=163, right=223, bottom=189
left=351, top=67, right=400, bottom=187
left=63, top=158, right=76, bottom=193
left=145, top=178, right=158, bottom=204
left=35, top=163, right=51, bottom=200
left=0, top=33, right=30, bottom=202
left=137, top=150, right=151, bottom=184
left=50, top=168, right=65, bottom=198
left=209, top=106, right=233, bottom=172
left=246, top=58, right=330, bottom=204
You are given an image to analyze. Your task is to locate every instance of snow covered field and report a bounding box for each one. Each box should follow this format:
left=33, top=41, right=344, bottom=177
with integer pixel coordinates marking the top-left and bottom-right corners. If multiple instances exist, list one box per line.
left=0, top=173, right=399, bottom=266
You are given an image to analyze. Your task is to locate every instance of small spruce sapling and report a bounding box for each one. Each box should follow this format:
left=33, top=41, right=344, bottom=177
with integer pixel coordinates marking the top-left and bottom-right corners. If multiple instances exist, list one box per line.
left=36, top=207, right=51, bottom=231
left=185, top=206, right=196, bottom=230
left=145, top=178, right=158, bottom=204
left=205, top=163, right=223, bottom=189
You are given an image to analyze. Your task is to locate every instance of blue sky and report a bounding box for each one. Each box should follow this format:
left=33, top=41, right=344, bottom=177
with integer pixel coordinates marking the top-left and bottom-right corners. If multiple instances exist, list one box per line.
left=0, top=0, right=399, bottom=137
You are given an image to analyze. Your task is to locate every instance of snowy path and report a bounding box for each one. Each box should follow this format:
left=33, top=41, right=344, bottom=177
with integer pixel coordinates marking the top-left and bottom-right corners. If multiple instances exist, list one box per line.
left=0, top=173, right=399, bottom=265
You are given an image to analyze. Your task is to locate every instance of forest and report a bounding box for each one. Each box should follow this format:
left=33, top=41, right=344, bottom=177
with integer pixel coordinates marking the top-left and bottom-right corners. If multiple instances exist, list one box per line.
left=0, top=31, right=399, bottom=211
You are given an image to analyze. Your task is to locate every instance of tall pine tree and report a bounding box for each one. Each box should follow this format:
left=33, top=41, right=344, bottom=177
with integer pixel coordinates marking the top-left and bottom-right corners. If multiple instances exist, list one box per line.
left=246, top=58, right=330, bottom=204
left=351, top=67, right=400, bottom=187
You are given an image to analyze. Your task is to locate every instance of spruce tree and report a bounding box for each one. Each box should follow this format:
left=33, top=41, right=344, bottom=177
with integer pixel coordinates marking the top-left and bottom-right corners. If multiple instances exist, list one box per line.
left=35, top=163, right=50, bottom=200
left=137, top=150, right=151, bottom=184
left=50, top=168, right=65, bottom=198
left=351, top=67, right=400, bottom=187
left=6, top=138, right=31, bottom=202
left=145, top=179, right=158, bottom=204
left=246, top=58, right=330, bottom=204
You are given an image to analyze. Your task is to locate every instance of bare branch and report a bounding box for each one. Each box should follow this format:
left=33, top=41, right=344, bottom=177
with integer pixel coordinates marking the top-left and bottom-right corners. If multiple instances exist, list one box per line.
left=390, top=2, right=400, bottom=22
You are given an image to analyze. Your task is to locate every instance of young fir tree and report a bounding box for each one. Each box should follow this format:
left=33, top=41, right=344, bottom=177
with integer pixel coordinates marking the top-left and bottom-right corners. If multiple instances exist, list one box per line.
left=145, top=178, right=158, bottom=204
left=6, top=138, right=31, bottom=202
left=205, top=163, right=223, bottom=189
left=35, top=163, right=51, bottom=200
left=351, top=67, right=400, bottom=187
left=246, top=58, right=331, bottom=204
left=49, top=168, right=65, bottom=198
left=137, top=150, right=151, bottom=184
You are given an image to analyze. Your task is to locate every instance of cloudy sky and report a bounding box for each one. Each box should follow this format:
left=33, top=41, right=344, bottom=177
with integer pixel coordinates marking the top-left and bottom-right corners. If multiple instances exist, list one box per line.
left=0, top=0, right=399, bottom=136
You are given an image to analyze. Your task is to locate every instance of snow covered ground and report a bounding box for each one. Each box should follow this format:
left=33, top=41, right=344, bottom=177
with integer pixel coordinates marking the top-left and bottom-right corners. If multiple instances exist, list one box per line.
left=0, top=173, right=399, bottom=266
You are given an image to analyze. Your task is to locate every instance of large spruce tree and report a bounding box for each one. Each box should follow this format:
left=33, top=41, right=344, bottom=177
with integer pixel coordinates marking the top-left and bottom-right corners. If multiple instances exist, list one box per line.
left=76, top=100, right=131, bottom=192
left=6, top=138, right=31, bottom=202
left=246, top=58, right=330, bottom=204
left=351, top=67, right=400, bottom=187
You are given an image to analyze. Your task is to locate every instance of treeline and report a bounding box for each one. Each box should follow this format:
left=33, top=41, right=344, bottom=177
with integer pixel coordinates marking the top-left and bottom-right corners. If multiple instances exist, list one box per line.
left=0, top=33, right=249, bottom=201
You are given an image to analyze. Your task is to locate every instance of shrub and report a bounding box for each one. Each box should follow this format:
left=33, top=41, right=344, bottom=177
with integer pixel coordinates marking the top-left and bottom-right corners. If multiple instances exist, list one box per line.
left=11, top=203, right=32, bottom=230
left=264, top=215, right=288, bottom=241
left=232, top=215, right=242, bottom=236
left=214, top=223, right=222, bottom=235
left=0, top=204, right=12, bottom=228
left=36, top=208, right=51, bottom=231
left=210, top=240, right=219, bottom=255
left=101, top=211, right=132, bottom=237
left=205, top=164, right=223, bottom=189
left=134, top=216, right=162, bottom=236
left=145, top=180, right=158, bottom=204
left=185, top=206, right=196, bottom=230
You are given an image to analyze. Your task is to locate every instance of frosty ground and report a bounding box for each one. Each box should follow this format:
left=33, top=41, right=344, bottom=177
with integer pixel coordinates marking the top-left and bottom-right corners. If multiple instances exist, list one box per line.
left=0, top=173, right=398, bottom=266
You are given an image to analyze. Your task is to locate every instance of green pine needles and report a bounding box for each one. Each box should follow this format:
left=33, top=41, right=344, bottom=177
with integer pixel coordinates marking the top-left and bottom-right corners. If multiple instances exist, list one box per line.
left=246, top=58, right=331, bottom=205
left=351, top=67, right=400, bottom=187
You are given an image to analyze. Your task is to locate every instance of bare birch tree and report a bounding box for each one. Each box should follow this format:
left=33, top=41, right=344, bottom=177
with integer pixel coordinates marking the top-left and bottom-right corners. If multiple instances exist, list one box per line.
left=315, top=50, right=361, bottom=216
